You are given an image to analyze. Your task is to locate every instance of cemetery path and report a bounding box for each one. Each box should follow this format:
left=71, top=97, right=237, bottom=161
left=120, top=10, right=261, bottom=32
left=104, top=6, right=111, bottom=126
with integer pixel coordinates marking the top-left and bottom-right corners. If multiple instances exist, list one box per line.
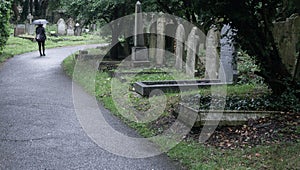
left=0, top=45, right=180, bottom=170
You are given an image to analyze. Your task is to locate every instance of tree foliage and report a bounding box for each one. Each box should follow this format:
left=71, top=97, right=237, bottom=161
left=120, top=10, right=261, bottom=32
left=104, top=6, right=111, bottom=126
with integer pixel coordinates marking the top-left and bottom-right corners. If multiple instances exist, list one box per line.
left=58, top=0, right=299, bottom=97
left=0, top=0, right=11, bottom=54
left=194, top=0, right=300, bottom=96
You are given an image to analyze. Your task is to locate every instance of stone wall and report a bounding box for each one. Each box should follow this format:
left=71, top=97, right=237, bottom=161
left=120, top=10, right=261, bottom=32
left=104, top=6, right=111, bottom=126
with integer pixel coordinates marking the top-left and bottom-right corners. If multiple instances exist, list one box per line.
left=272, top=14, right=300, bottom=80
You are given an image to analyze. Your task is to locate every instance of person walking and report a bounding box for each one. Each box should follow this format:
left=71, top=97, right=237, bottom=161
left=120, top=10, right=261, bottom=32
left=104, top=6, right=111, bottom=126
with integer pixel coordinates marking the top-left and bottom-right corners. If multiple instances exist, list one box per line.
left=36, top=24, right=46, bottom=56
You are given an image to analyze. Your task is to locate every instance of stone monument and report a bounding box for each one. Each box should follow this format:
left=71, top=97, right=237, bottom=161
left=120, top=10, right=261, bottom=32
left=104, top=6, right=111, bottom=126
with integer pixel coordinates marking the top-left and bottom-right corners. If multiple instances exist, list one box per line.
left=156, top=16, right=166, bottom=66
left=57, top=18, right=67, bottom=35
left=131, top=1, right=150, bottom=67
left=74, top=23, right=82, bottom=36
left=14, top=24, right=26, bottom=36
left=66, top=18, right=75, bottom=36
left=219, top=24, right=237, bottom=83
left=26, top=13, right=35, bottom=35
left=175, top=24, right=185, bottom=70
left=205, top=26, right=220, bottom=80
left=186, top=27, right=199, bottom=77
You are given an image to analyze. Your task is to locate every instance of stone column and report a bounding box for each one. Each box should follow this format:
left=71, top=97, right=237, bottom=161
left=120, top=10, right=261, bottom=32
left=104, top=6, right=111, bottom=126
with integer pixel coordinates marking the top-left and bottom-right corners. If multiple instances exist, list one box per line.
left=134, top=1, right=144, bottom=47
left=131, top=1, right=150, bottom=67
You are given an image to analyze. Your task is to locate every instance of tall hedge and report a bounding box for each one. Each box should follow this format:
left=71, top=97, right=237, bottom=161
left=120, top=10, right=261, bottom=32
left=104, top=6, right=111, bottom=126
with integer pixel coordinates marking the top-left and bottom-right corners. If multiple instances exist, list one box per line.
left=0, top=0, right=11, bottom=54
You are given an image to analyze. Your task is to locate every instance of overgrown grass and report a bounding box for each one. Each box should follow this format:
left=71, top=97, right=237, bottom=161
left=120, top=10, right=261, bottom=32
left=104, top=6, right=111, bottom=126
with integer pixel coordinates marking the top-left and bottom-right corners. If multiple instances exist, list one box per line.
left=0, top=34, right=106, bottom=63
left=62, top=52, right=300, bottom=169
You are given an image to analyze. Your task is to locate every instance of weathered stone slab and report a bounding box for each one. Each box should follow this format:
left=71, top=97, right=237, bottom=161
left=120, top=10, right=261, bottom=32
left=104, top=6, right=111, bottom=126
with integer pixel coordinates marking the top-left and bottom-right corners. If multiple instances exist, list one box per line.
left=177, top=103, right=275, bottom=126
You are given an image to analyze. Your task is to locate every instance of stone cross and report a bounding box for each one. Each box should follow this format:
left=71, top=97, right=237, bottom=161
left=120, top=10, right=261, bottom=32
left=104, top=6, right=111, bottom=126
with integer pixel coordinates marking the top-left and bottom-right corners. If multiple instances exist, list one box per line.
left=27, top=13, right=33, bottom=24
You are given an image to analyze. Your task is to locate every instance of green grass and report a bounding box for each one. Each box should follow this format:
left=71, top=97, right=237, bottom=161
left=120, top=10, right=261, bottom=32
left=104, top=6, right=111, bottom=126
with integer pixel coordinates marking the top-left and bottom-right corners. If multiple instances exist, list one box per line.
left=0, top=34, right=106, bottom=63
left=168, top=141, right=300, bottom=170
left=62, top=52, right=300, bottom=170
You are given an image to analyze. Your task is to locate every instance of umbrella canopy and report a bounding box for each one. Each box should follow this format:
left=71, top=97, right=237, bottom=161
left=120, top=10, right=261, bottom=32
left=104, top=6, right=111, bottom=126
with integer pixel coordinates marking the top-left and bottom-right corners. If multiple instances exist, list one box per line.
left=32, top=19, right=49, bottom=25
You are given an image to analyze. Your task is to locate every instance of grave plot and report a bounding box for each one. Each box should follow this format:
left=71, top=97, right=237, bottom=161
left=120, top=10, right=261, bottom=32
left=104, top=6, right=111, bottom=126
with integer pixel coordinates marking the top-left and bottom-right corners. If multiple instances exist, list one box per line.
left=133, top=79, right=224, bottom=96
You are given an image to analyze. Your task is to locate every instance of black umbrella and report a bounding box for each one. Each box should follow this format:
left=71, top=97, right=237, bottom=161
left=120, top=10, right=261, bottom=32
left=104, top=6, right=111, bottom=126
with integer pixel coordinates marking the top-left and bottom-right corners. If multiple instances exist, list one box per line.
left=32, top=19, right=49, bottom=25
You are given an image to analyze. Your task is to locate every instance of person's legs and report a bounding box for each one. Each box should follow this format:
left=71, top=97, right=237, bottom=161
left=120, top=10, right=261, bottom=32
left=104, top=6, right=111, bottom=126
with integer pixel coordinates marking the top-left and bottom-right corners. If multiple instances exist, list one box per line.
left=41, top=41, right=45, bottom=56
left=38, top=41, right=42, bottom=56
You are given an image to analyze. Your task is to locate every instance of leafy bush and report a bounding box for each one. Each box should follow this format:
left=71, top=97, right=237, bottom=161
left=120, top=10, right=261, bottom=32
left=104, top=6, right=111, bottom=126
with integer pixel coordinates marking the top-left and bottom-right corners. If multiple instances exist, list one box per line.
left=0, top=0, right=11, bottom=54
left=237, top=51, right=264, bottom=84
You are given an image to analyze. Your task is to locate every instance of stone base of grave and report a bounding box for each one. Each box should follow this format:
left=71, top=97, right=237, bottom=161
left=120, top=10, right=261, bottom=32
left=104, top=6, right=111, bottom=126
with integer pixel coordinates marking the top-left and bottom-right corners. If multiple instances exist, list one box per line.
left=176, top=103, right=279, bottom=126
left=67, top=29, right=74, bottom=36
left=131, top=47, right=150, bottom=67
left=133, top=79, right=223, bottom=96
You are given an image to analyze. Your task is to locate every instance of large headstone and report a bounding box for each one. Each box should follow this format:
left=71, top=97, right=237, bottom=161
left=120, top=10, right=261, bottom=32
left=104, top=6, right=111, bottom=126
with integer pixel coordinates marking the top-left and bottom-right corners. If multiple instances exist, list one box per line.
left=14, top=24, right=26, bottom=36
left=205, top=27, right=220, bottom=80
left=156, top=17, right=166, bottom=66
left=218, top=24, right=237, bottom=82
left=175, top=24, right=185, bottom=70
left=149, top=22, right=157, bottom=60
left=131, top=1, right=150, bottom=67
left=186, top=27, right=199, bottom=77
left=66, top=18, right=75, bottom=36
left=272, top=14, right=300, bottom=78
left=57, top=18, right=67, bottom=35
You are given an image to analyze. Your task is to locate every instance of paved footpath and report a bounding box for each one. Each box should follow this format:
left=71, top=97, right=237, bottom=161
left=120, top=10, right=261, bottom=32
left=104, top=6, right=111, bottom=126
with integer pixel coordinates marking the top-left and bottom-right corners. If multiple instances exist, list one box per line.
left=0, top=45, right=180, bottom=169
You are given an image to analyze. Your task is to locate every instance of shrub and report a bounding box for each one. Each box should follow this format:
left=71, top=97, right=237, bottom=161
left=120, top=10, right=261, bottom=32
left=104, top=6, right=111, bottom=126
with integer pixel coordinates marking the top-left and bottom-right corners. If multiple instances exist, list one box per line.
left=0, top=0, right=11, bottom=54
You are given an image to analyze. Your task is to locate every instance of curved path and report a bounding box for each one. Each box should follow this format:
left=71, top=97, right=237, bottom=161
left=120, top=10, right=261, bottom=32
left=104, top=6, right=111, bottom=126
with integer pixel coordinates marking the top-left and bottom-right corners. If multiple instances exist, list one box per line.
left=0, top=45, right=180, bottom=169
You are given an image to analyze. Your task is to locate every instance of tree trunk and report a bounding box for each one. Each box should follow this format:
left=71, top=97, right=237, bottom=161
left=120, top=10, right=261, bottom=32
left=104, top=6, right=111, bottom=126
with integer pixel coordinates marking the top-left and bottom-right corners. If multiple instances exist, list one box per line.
left=34, top=0, right=40, bottom=17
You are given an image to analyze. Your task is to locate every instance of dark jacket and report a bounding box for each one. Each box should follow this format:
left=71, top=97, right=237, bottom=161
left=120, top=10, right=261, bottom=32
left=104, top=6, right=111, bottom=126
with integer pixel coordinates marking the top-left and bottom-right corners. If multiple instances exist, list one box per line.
left=36, top=26, right=46, bottom=42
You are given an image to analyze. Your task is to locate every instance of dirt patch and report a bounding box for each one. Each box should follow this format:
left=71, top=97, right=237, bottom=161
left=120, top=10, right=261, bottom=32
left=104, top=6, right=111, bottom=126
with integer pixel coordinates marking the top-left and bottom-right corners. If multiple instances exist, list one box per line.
left=151, top=111, right=300, bottom=149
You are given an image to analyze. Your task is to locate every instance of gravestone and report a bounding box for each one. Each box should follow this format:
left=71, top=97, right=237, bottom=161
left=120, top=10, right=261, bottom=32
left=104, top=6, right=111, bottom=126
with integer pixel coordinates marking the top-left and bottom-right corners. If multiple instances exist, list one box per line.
left=66, top=18, right=75, bottom=36
left=219, top=24, right=237, bottom=83
left=14, top=24, right=26, bottom=36
left=156, top=16, right=166, bottom=66
left=149, top=23, right=157, bottom=60
left=272, top=14, right=300, bottom=78
left=74, top=23, right=82, bottom=36
left=186, top=27, right=199, bottom=77
left=205, top=27, right=220, bottom=80
left=57, top=18, right=67, bottom=35
left=131, top=1, right=150, bottom=67
left=25, top=23, right=35, bottom=35
left=175, top=24, right=185, bottom=70
left=25, top=14, right=35, bottom=35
